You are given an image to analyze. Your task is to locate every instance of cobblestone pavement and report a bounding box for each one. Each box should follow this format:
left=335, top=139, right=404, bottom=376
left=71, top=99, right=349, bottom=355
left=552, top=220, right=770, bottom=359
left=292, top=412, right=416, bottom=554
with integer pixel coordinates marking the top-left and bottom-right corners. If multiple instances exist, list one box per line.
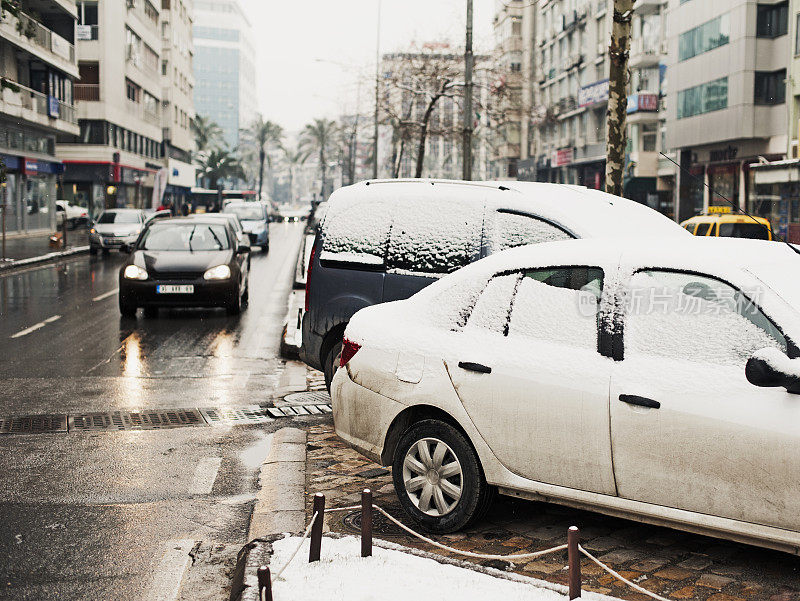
left=304, top=420, right=800, bottom=601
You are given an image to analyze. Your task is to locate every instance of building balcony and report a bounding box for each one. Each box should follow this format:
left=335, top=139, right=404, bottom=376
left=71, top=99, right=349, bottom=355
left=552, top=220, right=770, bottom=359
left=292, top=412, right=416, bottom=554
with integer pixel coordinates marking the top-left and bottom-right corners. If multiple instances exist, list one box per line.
left=126, top=99, right=161, bottom=127
left=629, top=38, right=663, bottom=69
left=74, top=84, right=100, bottom=101
left=0, top=11, right=78, bottom=78
left=633, top=0, right=666, bottom=16
left=0, top=80, right=79, bottom=135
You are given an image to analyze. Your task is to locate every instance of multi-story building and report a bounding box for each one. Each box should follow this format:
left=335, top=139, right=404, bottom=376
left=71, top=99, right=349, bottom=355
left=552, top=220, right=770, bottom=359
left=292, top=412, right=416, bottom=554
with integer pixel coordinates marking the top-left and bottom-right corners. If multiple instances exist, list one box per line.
left=0, top=0, right=79, bottom=235
left=58, top=0, right=167, bottom=215
left=192, top=0, right=256, bottom=149
left=666, top=0, right=789, bottom=223
left=160, top=0, right=196, bottom=208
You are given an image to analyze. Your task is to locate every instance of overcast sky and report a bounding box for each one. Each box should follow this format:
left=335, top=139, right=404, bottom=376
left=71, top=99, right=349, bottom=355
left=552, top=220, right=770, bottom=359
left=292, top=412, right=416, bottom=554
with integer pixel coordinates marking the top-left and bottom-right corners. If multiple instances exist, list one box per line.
left=241, top=0, right=495, bottom=135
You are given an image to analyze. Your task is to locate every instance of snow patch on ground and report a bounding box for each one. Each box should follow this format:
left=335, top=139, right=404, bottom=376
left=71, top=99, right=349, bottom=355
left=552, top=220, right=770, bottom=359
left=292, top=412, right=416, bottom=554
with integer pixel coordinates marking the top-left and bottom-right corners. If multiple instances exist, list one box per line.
left=270, top=535, right=616, bottom=601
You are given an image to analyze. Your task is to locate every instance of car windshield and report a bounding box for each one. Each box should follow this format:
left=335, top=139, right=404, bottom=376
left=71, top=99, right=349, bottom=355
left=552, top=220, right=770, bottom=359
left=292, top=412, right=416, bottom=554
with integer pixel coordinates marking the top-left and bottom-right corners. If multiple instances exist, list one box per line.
left=140, top=224, right=230, bottom=251
left=225, top=205, right=264, bottom=221
left=98, top=211, right=139, bottom=224
left=719, top=222, right=770, bottom=240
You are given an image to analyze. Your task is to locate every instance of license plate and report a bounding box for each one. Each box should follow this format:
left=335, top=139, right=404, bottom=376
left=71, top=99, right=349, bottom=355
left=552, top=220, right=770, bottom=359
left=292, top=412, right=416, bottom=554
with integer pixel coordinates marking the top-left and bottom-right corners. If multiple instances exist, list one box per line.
left=156, top=285, right=194, bottom=294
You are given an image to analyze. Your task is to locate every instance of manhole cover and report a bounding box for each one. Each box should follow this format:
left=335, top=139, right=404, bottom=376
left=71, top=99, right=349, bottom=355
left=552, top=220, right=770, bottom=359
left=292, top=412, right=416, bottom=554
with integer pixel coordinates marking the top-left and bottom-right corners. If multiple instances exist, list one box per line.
left=199, top=407, right=273, bottom=424
left=0, top=414, right=67, bottom=435
left=69, top=409, right=206, bottom=431
left=283, top=390, right=331, bottom=405
left=342, top=509, right=407, bottom=538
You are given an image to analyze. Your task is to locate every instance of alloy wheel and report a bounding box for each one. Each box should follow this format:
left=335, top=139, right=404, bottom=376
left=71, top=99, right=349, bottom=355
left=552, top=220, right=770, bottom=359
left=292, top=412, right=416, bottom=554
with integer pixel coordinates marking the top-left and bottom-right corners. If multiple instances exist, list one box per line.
left=402, top=437, right=463, bottom=516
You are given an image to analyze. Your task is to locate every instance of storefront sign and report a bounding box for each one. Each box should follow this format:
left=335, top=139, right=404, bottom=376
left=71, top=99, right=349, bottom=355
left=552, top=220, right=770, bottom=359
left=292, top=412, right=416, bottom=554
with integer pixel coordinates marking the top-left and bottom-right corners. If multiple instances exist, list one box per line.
left=23, top=159, right=63, bottom=176
left=552, top=148, right=574, bottom=167
left=626, top=93, right=658, bottom=113
left=578, top=79, right=609, bottom=107
left=710, top=146, right=738, bottom=162
left=47, top=95, right=60, bottom=119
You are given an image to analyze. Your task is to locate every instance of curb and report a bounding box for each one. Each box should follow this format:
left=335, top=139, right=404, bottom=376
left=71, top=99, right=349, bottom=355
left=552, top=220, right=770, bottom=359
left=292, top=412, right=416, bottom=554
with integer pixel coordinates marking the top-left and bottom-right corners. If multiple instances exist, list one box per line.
left=0, top=245, right=89, bottom=272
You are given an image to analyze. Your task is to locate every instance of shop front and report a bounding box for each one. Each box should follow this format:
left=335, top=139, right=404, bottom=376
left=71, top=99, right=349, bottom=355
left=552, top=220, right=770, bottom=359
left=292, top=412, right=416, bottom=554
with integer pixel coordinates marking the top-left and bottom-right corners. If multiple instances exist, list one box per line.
left=749, top=159, right=800, bottom=243
left=1, top=153, right=62, bottom=235
left=61, top=161, right=156, bottom=219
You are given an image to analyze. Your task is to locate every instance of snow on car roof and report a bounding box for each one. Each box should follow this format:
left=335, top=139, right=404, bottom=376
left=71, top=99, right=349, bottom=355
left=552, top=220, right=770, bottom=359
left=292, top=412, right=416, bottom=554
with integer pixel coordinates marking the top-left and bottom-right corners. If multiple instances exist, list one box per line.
left=333, top=179, right=687, bottom=240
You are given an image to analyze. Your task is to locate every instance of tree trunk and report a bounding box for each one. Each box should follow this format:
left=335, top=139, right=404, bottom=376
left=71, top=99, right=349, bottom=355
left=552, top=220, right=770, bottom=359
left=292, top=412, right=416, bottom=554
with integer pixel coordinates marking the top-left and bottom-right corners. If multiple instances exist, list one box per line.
left=258, top=149, right=265, bottom=200
left=605, top=0, right=635, bottom=197
left=415, top=96, right=440, bottom=178
left=319, top=148, right=326, bottom=199
left=288, top=168, right=294, bottom=202
left=394, top=137, right=405, bottom=178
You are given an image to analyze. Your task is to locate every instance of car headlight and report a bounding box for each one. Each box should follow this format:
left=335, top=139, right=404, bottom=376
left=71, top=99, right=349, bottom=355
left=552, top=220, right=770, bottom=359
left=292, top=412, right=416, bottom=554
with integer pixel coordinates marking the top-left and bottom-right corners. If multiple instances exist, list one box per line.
left=123, top=265, right=148, bottom=280
left=203, top=265, right=231, bottom=280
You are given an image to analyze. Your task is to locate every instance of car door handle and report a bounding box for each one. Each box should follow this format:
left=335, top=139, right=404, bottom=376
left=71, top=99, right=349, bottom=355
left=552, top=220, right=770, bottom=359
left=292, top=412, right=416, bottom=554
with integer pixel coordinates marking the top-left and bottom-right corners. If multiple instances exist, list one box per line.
left=458, top=361, right=492, bottom=374
left=619, top=394, right=660, bottom=409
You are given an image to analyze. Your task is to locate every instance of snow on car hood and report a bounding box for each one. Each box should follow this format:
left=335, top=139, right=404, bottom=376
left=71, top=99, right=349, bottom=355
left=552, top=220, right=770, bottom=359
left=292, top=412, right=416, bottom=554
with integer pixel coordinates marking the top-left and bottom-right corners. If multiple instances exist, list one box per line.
left=94, top=223, right=141, bottom=236
left=240, top=220, right=266, bottom=233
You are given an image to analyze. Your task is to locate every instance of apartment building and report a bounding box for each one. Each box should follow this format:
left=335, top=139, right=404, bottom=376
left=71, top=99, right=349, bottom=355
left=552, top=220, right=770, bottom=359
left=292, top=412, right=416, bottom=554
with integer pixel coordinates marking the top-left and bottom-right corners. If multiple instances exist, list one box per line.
left=57, top=0, right=166, bottom=215
left=0, top=0, right=79, bottom=235
left=666, top=0, right=789, bottom=224
left=192, top=0, right=256, bottom=149
left=160, top=0, right=196, bottom=208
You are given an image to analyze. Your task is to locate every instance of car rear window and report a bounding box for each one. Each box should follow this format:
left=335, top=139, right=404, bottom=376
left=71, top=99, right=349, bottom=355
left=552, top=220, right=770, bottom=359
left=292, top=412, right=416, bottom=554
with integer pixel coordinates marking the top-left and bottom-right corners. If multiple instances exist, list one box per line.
left=98, top=211, right=139, bottom=224
left=320, top=199, right=393, bottom=267
left=719, top=222, right=770, bottom=240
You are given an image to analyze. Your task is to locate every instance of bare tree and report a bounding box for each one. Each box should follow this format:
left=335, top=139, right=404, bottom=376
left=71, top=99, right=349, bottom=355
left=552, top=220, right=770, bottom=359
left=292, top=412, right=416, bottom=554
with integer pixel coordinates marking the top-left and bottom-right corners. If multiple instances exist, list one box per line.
left=605, top=0, right=635, bottom=197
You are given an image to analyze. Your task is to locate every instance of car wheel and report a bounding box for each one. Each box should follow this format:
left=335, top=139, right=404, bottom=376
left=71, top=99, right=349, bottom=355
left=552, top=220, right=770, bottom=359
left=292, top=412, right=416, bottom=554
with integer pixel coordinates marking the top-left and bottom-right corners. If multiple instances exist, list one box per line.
left=323, top=339, right=342, bottom=393
left=143, top=306, right=158, bottom=318
left=392, top=419, right=490, bottom=533
left=119, top=298, right=137, bottom=318
left=89, top=245, right=98, bottom=256
left=261, top=243, right=269, bottom=253
left=101, top=248, right=110, bottom=257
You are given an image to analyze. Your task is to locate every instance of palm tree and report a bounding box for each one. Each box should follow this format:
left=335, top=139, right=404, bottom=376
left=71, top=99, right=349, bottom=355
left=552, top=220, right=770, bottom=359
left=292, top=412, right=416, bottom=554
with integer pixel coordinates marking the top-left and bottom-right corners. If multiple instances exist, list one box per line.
left=241, top=115, right=283, bottom=201
left=300, top=118, right=338, bottom=199
left=191, top=115, right=223, bottom=153
left=197, top=148, right=244, bottom=191
left=281, top=144, right=309, bottom=203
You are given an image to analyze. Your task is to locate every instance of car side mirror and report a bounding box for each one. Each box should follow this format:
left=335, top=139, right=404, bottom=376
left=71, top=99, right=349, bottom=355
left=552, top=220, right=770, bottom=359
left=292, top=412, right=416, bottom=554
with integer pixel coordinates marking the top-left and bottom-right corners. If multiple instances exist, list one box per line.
left=237, top=244, right=251, bottom=255
left=745, top=348, right=800, bottom=394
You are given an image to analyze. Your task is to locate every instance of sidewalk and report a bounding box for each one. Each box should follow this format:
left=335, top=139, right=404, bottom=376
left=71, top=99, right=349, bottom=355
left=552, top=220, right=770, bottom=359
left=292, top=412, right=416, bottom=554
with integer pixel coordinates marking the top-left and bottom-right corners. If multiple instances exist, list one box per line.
left=0, top=229, right=89, bottom=266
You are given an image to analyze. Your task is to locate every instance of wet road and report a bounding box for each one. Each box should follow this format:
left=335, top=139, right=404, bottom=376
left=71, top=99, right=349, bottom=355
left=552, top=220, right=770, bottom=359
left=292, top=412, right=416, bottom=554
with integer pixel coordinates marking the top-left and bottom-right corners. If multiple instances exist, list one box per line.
left=0, top=222, right=306, bottom=600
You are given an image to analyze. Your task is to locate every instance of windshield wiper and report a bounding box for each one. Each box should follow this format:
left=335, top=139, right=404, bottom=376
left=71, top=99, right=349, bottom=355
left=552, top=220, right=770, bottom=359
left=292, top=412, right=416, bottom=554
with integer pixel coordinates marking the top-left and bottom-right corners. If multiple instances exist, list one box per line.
left=188, top=226, right=197, bottom=251
left=208, top=228, right=225, bottom=250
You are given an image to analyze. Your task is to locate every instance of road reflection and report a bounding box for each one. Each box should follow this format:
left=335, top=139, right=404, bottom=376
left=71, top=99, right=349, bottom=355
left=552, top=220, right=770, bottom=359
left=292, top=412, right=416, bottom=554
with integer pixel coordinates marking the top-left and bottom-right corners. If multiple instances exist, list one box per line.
left=120, top=332, right=144, bottom=409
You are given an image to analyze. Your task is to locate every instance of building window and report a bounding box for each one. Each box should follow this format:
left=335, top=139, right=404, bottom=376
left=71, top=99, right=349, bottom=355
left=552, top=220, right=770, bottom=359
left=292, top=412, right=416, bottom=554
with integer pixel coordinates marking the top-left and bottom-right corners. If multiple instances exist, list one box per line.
left=641, top=122, right=657, bottom=152
left=678, top=14, right=730, bottom=61
left=754, top=70, right=786, bottom=105
left=511, top=16, right=522, bottom=37
left=795, top=13, right=800, bottom=55
left=126, top=78, right=140, bottom=102
left=677, top=77, right=728, bottom=119
left=144, top=0, right=159, bottom=25
left=757, top=2, right=788, bottom=38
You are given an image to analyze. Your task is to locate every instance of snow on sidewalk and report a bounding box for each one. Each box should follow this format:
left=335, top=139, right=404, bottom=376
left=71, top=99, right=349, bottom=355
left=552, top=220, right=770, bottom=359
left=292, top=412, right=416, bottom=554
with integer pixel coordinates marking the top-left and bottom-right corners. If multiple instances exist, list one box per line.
left=270, top=535, right=621, bottom=601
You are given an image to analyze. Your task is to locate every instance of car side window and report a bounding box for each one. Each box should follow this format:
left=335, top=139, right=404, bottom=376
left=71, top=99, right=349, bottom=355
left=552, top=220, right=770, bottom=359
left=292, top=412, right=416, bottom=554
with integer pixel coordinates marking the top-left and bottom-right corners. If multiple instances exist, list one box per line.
left=320, top=200, right=392, bottom=267
left=494, top=211, right=573, bottom=250
left=507, top=267, right=604, bottom=349
left=625, top=270, right=787, bottom=366
left=386, top=199, right=482, bottom=275
left=465, top=274, right=520, bottom=334
left=695, top=223, right=711, bottom=236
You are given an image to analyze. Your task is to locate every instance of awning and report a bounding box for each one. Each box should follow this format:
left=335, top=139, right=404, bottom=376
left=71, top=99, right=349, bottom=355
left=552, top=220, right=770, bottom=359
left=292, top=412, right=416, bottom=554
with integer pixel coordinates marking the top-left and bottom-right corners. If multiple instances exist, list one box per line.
left=751, top=159, right=800, bottom=185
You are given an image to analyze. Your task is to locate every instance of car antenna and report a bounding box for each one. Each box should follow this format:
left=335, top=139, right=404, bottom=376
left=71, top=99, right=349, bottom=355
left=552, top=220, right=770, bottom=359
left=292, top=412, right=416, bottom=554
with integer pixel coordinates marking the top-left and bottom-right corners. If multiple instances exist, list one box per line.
left=659, top=152, right=800, bottom=257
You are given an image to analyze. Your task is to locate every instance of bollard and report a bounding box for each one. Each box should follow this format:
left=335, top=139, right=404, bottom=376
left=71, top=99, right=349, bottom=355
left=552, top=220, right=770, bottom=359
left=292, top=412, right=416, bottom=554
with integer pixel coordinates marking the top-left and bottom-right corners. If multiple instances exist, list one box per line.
left=361, top=489, right=373, bottom=557
left=568, top=526, right=581, bottom=600
left=257, top=566, right=273, bottom=601
left=309, top=493, right=325, bottom=562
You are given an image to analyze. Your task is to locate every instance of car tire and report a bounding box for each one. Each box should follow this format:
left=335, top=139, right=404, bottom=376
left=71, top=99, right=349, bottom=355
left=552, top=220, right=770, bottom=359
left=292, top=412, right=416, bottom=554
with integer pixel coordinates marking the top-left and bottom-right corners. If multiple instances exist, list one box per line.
left=392, top=419, right=490, bottom=534
left=89, top=245, right=98, bottom=256
left=143, top=306, right=158, bottom=318
left=101, top=248, right=110, bottom=257
left=241, top=282, right=249, bottom=307
left=119, top=298, right=137, bottom=318
left=323, top=340, right=342, bottom=393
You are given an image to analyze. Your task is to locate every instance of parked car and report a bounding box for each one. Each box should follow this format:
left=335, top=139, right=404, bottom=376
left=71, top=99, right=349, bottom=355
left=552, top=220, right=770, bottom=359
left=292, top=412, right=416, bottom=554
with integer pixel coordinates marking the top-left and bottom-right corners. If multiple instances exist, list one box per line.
left=332, top=235, right=800, bottom=552
left=223, top=201, right=270, bottom=251
left=118, top=217, right=250, bottom=317
left=55, top=200, right=89, bottom=230
left=89, top=209, right=147, bottom=255
left=681, top=212, right=773, bottom=240
left=300, top=179, right=688, bottom=391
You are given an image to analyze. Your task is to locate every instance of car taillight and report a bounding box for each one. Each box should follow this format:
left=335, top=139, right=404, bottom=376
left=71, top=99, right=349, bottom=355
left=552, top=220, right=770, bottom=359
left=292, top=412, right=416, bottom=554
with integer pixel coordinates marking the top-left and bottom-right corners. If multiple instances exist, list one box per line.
left=340, top=338, right=361, bottom=367
left=304, top=243, right=316, bottom=312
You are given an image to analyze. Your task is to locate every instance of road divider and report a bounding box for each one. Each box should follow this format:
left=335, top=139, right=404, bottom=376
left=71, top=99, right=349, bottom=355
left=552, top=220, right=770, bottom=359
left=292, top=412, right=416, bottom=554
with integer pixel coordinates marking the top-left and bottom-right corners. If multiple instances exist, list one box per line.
left=10, top=315, right=61, bottom=339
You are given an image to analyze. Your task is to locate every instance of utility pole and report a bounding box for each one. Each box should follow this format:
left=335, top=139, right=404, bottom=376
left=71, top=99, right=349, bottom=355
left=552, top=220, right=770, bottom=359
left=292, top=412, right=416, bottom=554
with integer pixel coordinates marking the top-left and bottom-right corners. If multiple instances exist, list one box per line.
left=605, top=0, right=635, bottom=197
left=462, top=0, right=474, bottom=181
left=373, top=0, right=382, bottom=179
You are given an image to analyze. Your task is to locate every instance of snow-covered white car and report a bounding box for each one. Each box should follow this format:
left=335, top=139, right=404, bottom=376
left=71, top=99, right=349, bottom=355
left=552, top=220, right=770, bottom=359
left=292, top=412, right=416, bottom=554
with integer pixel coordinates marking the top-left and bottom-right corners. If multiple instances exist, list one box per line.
left=332, top=236, right=800, bottom=552
left=55, top=200, right=89, bottom=229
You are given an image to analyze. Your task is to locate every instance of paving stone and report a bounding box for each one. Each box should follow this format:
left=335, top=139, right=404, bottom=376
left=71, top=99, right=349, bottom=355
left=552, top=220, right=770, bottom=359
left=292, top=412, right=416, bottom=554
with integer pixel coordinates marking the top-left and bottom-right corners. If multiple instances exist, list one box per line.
left=697, top=573, right=735, bottom=589
left=671, top=586, right=698, bottom=599
left=597, top=549, right=644, bottom=564
left=654, top=567, right=696, bottom=581
left=522, top=559, right=563, bottom=574
left=584, top=536, right=623, bottom=552
left=630, top=558, right=669, bottom=572
left=770, top=593, right=800, bottom=601
left=707, top=594, right=746, bottom=601
left=678, top=554, right=713, bottom=571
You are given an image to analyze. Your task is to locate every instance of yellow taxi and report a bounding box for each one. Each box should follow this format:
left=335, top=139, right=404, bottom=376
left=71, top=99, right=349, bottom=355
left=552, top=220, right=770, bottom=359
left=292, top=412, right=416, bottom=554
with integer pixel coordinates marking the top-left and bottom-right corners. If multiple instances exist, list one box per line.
left=680, top=207, right=772, bottom=240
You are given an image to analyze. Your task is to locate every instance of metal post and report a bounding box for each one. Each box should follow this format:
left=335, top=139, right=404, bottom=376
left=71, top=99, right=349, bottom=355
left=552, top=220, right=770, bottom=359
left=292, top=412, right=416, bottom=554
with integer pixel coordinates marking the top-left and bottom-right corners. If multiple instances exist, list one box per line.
left=373, top=0, right=382, bottom=180
left=61, top=204, right=68, bottom=250
left=1, top=184, right=6, bottom=261
left=309, top=493, right=325, bottom=562
left=462, top=0, right=474, bottom=181
left=361, top=489, right=373, bottom=557
left=257, top=566, right=273, bottom=601
left=568, top=526, right=581, bottom=600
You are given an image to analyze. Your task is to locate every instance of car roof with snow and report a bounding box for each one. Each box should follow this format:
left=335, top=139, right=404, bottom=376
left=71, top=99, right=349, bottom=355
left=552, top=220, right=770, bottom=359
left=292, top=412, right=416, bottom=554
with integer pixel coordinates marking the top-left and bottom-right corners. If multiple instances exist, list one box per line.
left=332, top=179, right=686, bottom=240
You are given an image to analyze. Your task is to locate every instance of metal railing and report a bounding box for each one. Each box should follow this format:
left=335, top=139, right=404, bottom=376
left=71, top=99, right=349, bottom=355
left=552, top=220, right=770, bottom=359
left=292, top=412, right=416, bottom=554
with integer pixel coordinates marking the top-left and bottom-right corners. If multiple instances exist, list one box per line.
left=0, top=81, right=77, bottom=124
left=126, top=99, right=161, bottom=126
left=74, top=84, right=100, bottom=101
left=14, top=12, right=75, bottom=63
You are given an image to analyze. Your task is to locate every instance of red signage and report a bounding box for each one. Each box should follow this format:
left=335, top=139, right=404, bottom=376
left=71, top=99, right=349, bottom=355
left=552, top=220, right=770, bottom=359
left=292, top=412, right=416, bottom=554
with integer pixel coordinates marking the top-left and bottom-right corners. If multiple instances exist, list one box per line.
left=552, top=148, right=574, bottom=167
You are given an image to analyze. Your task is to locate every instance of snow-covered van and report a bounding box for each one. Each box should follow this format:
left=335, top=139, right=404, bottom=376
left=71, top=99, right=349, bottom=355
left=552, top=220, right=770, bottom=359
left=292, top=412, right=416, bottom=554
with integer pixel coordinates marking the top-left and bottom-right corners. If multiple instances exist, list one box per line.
left=300, top=179, right=688, bottom=390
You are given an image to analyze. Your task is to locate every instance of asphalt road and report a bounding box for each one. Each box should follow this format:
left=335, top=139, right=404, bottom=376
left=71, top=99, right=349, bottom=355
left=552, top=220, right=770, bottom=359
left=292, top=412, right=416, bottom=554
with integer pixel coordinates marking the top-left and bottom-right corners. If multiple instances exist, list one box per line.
left=0, top=222, right=306, bottom=600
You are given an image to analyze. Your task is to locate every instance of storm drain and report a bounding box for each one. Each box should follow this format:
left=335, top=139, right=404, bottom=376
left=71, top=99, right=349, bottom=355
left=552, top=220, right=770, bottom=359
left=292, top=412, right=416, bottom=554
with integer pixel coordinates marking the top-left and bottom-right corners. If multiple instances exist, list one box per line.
left=0, top=414, right=67, bottom=434
left=69, top=409, right=206, bottom=432
left=0, top=402, right=332, bottom=435
left=283, top=390, right=331, bottom=405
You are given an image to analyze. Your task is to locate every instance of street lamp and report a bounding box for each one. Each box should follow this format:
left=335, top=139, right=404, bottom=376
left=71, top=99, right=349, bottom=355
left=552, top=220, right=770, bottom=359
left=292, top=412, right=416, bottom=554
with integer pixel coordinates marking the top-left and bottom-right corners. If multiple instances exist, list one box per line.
left=373, top=0, right=382, bottom=180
